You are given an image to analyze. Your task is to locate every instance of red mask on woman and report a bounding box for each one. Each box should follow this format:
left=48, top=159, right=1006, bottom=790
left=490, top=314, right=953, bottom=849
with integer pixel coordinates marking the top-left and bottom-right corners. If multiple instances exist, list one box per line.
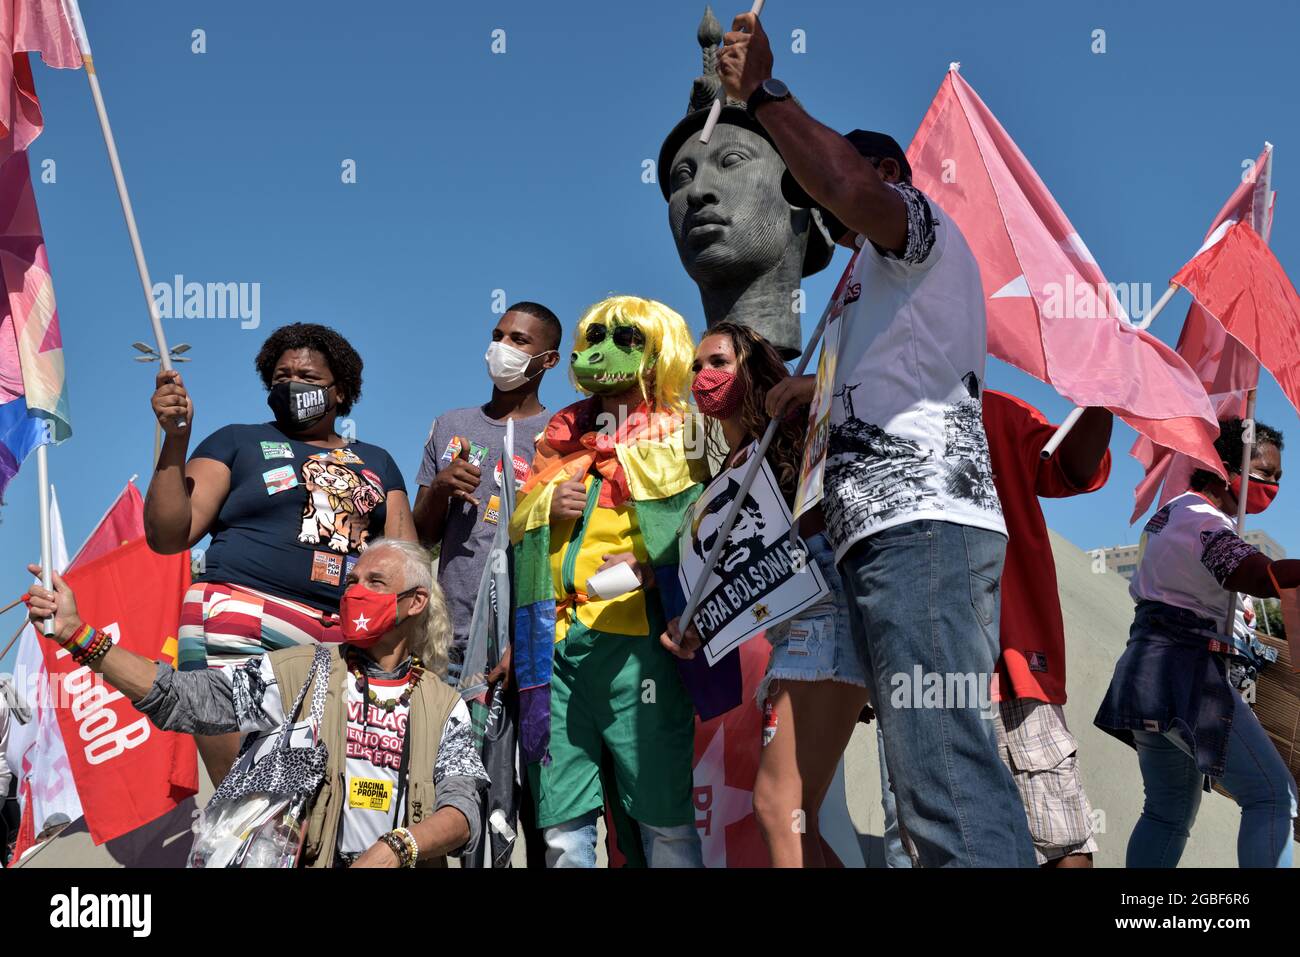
left=340, top=584, right=416, bottom=648
left=692, top=367, right=745, bottom=419
left=1229, top=473, right=1279, bottom=514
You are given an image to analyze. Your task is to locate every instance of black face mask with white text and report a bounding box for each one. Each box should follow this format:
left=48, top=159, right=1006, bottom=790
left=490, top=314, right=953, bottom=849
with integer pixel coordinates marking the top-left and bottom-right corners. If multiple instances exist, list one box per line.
left=267, top=381, right=334, bottom=433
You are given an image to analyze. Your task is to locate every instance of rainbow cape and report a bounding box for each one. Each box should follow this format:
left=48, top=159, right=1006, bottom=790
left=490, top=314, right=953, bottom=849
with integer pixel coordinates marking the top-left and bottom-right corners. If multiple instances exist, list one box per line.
left=509, top=398, right=741, bottom=764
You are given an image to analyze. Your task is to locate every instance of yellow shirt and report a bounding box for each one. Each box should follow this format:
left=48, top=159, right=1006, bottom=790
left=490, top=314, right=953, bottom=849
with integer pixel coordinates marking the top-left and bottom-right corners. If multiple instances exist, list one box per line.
left=549, top=474, right=651, bottom=642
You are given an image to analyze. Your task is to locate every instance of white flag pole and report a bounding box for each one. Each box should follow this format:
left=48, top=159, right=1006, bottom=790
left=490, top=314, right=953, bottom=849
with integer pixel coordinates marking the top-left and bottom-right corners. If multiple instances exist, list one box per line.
left=35, top=446, right=54, bottom=635
left=60, top=0, right=184, bottom=429
left=677, top=275, right=834, bottom=642
left=1040, top=284, right=1180, bottom=460
left=1220, top=143, right=1274, bottom=639
left=699, top=0, right=766, bottom=144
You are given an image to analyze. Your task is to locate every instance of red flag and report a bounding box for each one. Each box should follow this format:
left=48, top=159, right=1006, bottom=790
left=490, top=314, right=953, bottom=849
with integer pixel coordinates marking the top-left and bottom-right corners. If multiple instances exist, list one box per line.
left=1130, top=146, right=1279, bottom=521
left=907, top=66, right=1220, bottom=475
left=37, top=538, right=197, bottom=844
left=70, top=481, right=145, bottom=566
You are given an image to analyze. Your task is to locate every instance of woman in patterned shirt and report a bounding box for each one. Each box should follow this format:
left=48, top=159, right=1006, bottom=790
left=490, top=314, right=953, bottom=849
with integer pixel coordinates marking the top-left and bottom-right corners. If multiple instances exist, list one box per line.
left=1095, top=417, right=1300, bottom=867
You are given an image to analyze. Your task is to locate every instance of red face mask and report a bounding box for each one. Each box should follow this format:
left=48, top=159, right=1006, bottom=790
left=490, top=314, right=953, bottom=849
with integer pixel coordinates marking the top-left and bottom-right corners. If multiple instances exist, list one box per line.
left=692, top=367, right=745, bottom=419
left=340, top=584, right=416, bottom=648
left=1229, top=473, right=1280, bottom=514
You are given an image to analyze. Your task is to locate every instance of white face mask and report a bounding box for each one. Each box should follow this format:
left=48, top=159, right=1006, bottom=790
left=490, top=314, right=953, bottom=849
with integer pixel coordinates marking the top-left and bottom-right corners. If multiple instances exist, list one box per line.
left=485, top=340, right=551, bottom=391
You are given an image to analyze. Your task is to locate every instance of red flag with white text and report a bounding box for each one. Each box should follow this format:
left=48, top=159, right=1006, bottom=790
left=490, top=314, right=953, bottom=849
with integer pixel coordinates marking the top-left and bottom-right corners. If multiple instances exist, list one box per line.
left=38, top=537, right=196, bottom=844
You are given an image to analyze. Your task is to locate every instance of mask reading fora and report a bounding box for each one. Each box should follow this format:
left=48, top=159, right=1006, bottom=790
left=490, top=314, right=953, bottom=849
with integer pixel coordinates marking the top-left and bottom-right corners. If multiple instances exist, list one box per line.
left=268, top=381, right=333, bottom=431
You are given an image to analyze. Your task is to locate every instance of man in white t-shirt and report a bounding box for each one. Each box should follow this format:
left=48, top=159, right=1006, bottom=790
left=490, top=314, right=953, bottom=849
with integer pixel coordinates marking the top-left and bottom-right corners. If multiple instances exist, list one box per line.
left=719, top=10, right=1034, bottom=866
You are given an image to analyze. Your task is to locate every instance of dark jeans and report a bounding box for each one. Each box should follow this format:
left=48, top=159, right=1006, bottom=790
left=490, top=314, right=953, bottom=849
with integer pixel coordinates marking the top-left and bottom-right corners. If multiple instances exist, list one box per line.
left=839, top=519, right=1035, bottom=867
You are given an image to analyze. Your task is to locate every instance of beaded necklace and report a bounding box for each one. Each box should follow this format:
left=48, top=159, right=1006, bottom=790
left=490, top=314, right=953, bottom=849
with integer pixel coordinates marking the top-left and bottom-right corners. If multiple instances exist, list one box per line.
left=346, top=649, right=425, bottom=713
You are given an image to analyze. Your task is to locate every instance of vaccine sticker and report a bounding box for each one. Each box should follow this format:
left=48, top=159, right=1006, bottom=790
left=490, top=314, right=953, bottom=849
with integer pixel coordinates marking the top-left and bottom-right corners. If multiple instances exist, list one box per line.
left=260, top=441, right=294, bottom=460
left=494, top=453, right=533, bottom=490
left=263, top=465, right=299, bottom=495
left=349, top=777, right=392, bottom=812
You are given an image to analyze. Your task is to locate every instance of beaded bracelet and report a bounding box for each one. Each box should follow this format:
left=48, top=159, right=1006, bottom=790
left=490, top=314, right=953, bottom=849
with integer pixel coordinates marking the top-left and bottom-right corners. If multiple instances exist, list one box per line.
left=58, top=624, right=112, bottom=666
left=380, top=830, right=416, bottom=868
left=393, top=826, right=420, bottom=867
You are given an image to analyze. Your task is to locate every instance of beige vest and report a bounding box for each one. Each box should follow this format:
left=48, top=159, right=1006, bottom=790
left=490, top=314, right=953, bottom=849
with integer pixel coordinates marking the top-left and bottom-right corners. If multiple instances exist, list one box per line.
left=268, top=644, right=461, bottom=868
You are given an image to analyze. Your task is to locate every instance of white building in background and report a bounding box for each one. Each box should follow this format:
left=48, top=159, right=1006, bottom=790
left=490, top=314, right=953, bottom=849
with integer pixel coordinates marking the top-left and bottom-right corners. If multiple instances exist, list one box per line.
left=1094, top=530, right=1287, bottom=581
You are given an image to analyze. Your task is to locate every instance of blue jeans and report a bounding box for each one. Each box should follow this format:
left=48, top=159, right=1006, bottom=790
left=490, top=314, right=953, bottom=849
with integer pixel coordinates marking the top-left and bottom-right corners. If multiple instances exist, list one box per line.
left=543, top=811, right=704, bottom=868
left=1128, top=688, right=1297, bottom=868
left=839, top=520, right=1035, bottom=867
left=877, top=722, right=913, bottom=868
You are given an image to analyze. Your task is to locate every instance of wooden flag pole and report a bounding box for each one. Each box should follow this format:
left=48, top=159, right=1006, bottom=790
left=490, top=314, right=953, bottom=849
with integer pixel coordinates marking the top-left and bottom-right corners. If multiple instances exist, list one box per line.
left=699, top=0, right=766, bottom=144
left=60, top=0, right=184, bottom=428
left=677, top=274, right=835, bottom=643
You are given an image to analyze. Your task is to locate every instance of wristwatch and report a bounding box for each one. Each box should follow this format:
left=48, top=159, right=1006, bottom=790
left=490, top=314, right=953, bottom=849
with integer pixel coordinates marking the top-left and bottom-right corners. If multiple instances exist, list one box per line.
left=747, top=78, right=791, bottom=115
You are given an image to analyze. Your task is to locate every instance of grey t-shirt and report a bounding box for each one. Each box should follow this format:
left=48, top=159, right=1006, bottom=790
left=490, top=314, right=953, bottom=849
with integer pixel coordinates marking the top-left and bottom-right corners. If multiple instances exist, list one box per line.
left=416, top=404, right=551, bottom=659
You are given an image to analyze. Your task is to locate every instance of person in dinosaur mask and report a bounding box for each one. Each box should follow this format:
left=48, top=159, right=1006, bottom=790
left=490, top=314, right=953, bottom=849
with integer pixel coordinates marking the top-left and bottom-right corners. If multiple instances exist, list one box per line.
left=508, top=295, right=714, bottom=868
left=144, top=322, right=415, bottom=787
left=1096, top=416, right=1300, bottom=867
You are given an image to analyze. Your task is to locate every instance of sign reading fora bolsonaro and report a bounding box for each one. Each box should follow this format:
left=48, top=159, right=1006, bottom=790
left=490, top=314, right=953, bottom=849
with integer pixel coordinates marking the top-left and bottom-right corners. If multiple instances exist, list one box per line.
left=678, top=454, right=829, bottom=665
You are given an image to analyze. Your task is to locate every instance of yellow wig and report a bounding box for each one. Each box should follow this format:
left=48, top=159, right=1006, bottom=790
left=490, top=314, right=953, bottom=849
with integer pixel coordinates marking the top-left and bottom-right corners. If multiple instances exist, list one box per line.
left=570, top=295, right=696, bottom=414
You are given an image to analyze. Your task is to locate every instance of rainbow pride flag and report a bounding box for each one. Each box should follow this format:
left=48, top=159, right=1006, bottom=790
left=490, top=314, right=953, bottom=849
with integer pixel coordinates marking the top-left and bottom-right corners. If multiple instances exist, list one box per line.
left=0, top=51, right=76, bottom=496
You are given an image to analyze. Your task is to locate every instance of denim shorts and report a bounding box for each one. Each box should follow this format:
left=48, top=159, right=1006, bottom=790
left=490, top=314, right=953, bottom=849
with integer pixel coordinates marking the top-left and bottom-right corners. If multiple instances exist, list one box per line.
left=757, top=532, right=868, bottom=708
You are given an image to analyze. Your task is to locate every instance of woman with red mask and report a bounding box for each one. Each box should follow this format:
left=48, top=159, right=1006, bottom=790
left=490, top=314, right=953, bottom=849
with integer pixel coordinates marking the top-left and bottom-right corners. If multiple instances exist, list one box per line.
left=1096, top=417, right=1300, bottom=867
left=23, top=539, right=488, bottom=869
left=667, top=320, right=870, bottom=867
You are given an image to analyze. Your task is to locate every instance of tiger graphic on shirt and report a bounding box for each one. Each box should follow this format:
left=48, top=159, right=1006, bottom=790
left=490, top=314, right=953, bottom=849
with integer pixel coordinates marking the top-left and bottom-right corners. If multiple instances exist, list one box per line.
left=298, top=456, right=386, bottom=553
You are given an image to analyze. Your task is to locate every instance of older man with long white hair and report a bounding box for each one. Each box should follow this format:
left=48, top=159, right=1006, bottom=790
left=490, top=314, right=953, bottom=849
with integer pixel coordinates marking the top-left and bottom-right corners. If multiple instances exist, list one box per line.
left=23, top=538, right=488, bottom=868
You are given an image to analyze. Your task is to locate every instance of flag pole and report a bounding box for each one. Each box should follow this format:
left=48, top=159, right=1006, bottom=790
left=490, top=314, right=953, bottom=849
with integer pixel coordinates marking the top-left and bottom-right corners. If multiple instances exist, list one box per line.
left=1040, top=283, right=1180, bottom=459
left=60, top=0, right=184, bottom=429
left=677, top=274, right=835, bottom=643
left=1220, top=143, right=1274, bottom=638
left=35, top=446, right=54, bottom=635
left=699, top=0, right=766, bottom=144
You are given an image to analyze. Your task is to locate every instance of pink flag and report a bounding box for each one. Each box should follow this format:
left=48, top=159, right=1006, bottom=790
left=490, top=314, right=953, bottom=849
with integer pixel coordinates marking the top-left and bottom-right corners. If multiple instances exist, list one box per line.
left=0, top=0, right=83, bottom=148
left=1130, top=145, right=1278, bottom=521
left=906, top=66, right=1221, bottom=476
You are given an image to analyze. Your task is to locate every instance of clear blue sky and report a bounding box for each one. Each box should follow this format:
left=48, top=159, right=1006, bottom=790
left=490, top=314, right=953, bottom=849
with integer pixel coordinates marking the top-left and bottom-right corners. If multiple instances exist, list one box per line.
left=3, top=0, right=1299, bottom=667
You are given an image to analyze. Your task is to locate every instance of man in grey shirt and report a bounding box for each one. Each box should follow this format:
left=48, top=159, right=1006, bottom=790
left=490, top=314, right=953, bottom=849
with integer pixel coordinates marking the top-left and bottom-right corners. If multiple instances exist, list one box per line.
left=413, top=302, right=562, bottom=679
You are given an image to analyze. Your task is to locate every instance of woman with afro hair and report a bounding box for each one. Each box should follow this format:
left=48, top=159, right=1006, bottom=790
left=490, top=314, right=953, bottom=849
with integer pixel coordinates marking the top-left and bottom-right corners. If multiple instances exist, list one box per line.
left=144, top=322, right=415, bottom=785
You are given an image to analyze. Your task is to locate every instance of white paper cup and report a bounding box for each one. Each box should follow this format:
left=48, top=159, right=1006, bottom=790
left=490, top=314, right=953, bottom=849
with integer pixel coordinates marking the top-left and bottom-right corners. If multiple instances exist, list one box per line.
left=586, top=563, right=641, bottom=601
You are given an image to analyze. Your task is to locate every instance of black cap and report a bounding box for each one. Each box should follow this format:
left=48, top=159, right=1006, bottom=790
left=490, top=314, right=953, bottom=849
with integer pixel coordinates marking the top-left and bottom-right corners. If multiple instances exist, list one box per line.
left=780, top=130, right=912, bottom=240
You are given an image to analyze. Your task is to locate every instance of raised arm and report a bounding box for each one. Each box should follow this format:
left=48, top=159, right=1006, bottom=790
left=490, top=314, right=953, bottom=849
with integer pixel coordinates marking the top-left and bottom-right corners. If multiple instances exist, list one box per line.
left=717, top=12, right=908, bottom=253
left=144, top=370, right=230, bottom=554
left=24, top=565, right=242, bottom=735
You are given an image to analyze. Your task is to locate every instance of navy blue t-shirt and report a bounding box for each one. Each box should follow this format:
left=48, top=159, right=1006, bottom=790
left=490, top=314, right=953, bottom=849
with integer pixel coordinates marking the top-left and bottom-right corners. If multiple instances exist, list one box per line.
left=190, top=424, right=407, bottom=612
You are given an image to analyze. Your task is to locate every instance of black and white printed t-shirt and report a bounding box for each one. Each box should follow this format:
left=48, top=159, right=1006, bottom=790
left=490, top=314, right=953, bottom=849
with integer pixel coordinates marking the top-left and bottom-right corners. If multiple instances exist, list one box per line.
left=823, top=182, right=1006, bottom=562
left=1130, top=491, right=1261, bottom=624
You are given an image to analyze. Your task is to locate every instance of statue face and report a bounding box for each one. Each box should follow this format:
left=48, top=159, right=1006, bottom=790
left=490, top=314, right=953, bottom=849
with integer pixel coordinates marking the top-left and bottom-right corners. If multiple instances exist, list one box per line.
left=667, top=124, right=797, bottom=285
left=571, top=322, right=653, bottom=395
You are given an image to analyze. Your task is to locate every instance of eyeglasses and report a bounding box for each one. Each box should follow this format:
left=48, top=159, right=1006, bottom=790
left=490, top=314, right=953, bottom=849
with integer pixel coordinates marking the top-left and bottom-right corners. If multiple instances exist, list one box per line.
left=585, top=323, right=645, bottom=349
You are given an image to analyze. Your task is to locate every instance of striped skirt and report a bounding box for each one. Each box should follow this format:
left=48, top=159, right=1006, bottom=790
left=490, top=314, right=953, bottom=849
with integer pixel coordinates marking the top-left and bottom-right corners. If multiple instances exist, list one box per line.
left=178, top=581, right=342, bottom=672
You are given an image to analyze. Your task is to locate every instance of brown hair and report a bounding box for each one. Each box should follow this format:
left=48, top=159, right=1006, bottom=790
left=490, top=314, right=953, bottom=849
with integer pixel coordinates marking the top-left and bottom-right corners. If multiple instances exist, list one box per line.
left=700, top=321, right=808, bottom=504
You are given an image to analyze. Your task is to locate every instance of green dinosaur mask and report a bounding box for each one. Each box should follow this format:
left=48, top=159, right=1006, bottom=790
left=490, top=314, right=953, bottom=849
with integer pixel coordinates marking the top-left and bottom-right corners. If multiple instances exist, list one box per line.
left=572, top=322, right=655, bottom=395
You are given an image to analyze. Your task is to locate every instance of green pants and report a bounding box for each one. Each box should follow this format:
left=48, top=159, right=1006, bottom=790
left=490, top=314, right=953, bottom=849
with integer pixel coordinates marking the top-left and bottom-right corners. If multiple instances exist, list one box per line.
left=529, top=619, right=696, bottom=829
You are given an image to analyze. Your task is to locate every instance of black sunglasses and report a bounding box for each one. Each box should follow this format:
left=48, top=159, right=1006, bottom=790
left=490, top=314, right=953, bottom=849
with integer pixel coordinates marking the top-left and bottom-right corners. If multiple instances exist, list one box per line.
left=585, top=323, right=645, bottom=349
